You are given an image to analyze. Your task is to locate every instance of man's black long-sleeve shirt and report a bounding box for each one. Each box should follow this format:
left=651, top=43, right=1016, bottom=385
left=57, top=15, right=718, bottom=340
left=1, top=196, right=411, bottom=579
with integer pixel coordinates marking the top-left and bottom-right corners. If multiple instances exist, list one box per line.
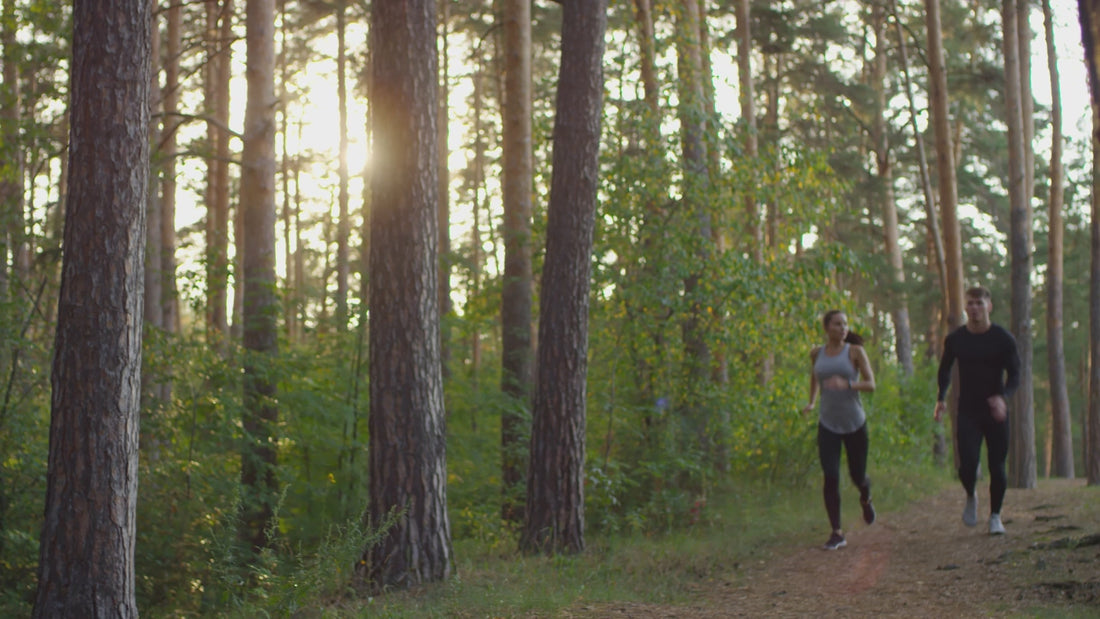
left=936, top=323, right=1021, bottom=416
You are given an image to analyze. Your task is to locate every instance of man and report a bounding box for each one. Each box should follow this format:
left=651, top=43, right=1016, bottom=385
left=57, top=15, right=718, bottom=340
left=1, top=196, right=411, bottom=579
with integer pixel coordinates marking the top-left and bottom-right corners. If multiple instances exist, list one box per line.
left=934, top=286, right=1020, bottom=535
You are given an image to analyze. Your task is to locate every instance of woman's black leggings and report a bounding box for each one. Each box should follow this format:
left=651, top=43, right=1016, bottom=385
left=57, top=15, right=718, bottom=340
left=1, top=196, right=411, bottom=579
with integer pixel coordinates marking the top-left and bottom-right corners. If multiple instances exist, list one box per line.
left=818, top=423, right=870, bottom=532
left=956, top=411, right=1009, bottom=514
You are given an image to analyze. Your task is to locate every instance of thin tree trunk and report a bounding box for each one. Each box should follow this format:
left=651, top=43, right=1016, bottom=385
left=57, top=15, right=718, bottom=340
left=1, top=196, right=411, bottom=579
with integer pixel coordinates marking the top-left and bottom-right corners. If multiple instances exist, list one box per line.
left=926, top=0, right=965, bottom=469
left=278, top=0, right=298, bottom=343
left=500, top=0, right=534, bottom=523
left=145, top=9, right=163, bottom=332
left=873, top=0, right=913, bottom=375
left=1045, top=0, right=1073, bottom=477
left=891, top=0, right=947, bottom=359
left=1079, top=0, right=1100, bottom=485
left=161, top=0, right=180, bottom=337
left=206, top=0, right=232, bottom=345
left=238, top=0, right=280, bottom=554
left=1003, top=0, right=1037, bottom=489
left=335, top=0, right=349, bottom=330
left=925, top=0, right=964, bottom=329
left=675, top=0, right=714, bottom=457
left=438, top=1, right=452, bottom=377
left=737, top=0, right=761, bottom=259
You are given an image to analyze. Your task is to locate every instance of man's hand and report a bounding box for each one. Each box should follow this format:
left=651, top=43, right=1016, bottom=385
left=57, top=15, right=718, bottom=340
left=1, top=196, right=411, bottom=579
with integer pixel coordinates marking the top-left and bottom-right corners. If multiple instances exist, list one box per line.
left=988, top=394, right=1007, bottom=422
left=934, top=400, right=946, bottom=422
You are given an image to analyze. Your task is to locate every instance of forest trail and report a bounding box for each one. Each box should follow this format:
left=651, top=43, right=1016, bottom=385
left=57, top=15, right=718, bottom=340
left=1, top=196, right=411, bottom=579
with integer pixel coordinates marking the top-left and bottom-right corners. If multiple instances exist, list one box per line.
left=571, top=479, right=1100, bottom=617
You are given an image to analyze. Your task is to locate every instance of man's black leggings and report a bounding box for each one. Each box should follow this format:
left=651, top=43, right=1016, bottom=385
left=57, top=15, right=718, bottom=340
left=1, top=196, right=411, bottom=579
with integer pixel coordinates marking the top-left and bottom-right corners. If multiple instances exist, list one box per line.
left=956, top=411, right=1009, bottom=514
left=817, top=423, right=870, bottom=532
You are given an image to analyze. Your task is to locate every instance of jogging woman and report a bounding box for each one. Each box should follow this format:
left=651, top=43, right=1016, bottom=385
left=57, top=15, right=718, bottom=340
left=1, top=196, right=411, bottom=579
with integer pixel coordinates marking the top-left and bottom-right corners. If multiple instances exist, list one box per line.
left=801, top=310, right=877, bottom=550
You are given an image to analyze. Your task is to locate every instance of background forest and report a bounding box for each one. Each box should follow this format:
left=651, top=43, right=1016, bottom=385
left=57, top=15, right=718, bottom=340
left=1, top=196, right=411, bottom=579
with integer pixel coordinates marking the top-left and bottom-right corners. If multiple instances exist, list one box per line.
left=0, top=0, right=1096, bottom=615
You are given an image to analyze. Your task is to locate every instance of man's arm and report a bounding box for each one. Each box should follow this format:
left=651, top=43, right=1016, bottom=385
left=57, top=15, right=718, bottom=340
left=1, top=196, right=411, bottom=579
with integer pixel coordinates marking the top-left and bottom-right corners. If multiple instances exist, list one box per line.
left=936, top=336, right=955, bottom=402
left=934, top=336, right=954, bottom=422
left=1002, top=330, right=1021, bottom=399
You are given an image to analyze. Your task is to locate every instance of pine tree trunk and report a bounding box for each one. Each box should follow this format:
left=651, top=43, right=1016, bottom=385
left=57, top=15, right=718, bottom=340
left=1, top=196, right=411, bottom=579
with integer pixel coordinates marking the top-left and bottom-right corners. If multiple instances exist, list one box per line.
left=500, top=0, right=534, bottom=523
left=360, top=0, right=452, bottom=589
left=1080, top=0, right=1100, bottom=485
left=1045, top=0, right=1073, bottom=478
left=1003, top=0, right=1037, bottom=489
left=522, top=0, right=607, bottom=556
left=873, top=0, right=913, bottom=375
left=238, top=0, right=280, bottom=554
left=32, top=0, right=150, bottom=614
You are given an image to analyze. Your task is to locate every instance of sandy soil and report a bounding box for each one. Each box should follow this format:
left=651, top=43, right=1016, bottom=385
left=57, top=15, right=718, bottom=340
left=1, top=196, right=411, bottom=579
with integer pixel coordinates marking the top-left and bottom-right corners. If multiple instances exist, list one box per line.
left=571, top=479, right=1100, bottom=617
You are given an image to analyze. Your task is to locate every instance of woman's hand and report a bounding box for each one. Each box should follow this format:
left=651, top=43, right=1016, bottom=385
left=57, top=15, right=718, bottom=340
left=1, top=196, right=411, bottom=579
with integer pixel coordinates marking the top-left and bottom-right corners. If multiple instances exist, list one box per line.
left=801, top=402, right=815, bottom=416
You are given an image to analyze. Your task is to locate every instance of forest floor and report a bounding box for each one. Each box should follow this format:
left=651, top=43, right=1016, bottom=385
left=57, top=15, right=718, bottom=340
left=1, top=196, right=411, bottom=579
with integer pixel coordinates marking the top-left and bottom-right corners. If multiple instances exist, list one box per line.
left=567, top=478, right=1100, bottom=618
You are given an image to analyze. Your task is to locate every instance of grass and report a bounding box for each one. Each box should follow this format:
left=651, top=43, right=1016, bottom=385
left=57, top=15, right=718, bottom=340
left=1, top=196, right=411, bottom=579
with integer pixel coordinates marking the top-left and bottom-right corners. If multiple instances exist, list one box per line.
left=344, top=463, right=952, bottom=618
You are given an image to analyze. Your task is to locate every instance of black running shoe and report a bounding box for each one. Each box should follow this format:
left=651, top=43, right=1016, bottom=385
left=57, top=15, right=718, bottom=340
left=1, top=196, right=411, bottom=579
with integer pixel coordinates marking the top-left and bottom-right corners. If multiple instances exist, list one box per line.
left=861, top=497, right=876, bottom=525
left=823, top=532, right=846, bottom=550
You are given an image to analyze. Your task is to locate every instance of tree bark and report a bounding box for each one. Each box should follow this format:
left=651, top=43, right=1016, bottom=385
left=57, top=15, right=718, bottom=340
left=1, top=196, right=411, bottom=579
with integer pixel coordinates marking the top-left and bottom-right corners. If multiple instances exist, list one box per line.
left=238, top=0, right=280, bottom=554
left=521, top=0, right=607, bottom=556
left=924, top=0, right=964, bottom=330
left=335, top=0, right=349, bottom=330
left=925, top=0, right=965, bottom=470
left=1003, top=0, right=1037, bottom=489
left=674, top=0, right=715, bottom=456
left=205, top=0, right=232, bottom=345
left=500, top=0, right=534, bottom=523
left=32, top=0, right=150, bottom=614
left=1079, top=0, right=1100, bottom=485
left=1044, top=0, right=1073, bottom=478
left=161, top=0, right=180, bottom=336
left=873, top=0, right=913, bottom=375
left=360, top=0, right=452, bottom=589
left=891, top=0, right=947, bottom=361
left=736, top=0, right=761, bottom=260
left=438, top=0, right=452, bottom=377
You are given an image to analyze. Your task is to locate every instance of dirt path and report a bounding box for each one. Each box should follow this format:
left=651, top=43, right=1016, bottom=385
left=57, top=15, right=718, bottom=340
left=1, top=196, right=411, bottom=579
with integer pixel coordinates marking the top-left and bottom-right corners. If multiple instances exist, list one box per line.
left=577, top=479, right=1100, bottom=617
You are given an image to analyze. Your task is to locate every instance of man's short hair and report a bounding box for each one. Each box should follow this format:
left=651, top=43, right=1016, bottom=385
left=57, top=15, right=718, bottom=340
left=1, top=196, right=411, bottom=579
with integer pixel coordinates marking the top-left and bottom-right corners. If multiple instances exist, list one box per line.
left=965, top=285, right=992, bottom=300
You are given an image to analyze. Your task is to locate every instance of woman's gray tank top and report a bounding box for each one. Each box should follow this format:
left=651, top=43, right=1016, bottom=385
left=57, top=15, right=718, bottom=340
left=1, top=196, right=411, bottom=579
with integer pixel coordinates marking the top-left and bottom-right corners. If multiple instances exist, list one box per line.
left=814, top=343, right=866, bottom=434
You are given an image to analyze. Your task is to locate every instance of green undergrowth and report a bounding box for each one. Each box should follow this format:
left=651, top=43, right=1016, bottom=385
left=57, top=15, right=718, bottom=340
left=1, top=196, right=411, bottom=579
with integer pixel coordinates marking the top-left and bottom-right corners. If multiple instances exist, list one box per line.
left=357, top=464, right=953, bottom=618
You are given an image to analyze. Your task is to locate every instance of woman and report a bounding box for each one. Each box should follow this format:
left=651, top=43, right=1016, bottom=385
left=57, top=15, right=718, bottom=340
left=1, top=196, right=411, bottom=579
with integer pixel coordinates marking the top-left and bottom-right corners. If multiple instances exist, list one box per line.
left=801, top=309, right=877, bottom=550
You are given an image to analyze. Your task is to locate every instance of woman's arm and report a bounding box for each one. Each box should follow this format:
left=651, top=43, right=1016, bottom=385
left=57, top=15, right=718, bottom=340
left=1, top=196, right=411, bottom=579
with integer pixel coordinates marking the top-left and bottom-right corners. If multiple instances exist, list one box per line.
left=801, top=347, right=820, bottom=415
left=850, top=344, right=875, bottom=392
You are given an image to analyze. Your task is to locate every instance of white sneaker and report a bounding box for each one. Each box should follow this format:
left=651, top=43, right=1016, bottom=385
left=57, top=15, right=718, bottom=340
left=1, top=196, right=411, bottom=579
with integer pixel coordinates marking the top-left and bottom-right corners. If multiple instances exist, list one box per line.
left=989, top=513, right=1006, bottom=535
left=962, top=494, right=978, bottom=527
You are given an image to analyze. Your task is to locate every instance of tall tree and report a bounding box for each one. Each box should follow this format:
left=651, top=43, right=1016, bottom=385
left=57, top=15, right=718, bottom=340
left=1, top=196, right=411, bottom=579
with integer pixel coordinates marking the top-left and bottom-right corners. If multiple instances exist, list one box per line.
left=925, top=0, right=965, bottom=468
left=1003, top=0, right=1036, bottom=489
left=500, top=0, right=534, bottom=524
left=359, top=0, right=452, bottom=589
left=0, top=0, right=22, bottom=297
left=872, top=0, right=913, bottom=375
left=924, top=0, right=964, bottom=329
left=334, top=0, right=350, bottom=330
left=437, top=0, right=452, bottom=376
left=1080, top=0, right=1100, bottom=485
left=145, top=6, right=163, bottom=334
left=521, top=0, right=607, bottom=556
left=736, top=0, right=760, bottom=258
left=238, top=0, right=280, bottom=553
left=1044, top=0, right=1073, bottom=478
left=205, top=0, right=232, bottom=344
left=32, top=0, right=151, bottom=614
left=161, top=0, right=181, bottom=336
left=891, top=0, right=947, bottom=359
left=674, top=0, right=715, bottom=455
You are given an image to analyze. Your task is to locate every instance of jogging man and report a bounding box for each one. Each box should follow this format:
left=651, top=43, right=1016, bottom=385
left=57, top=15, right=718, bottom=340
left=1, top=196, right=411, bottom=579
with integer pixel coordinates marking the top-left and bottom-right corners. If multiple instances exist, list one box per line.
left=934, top=286, right=1020, bottom=535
